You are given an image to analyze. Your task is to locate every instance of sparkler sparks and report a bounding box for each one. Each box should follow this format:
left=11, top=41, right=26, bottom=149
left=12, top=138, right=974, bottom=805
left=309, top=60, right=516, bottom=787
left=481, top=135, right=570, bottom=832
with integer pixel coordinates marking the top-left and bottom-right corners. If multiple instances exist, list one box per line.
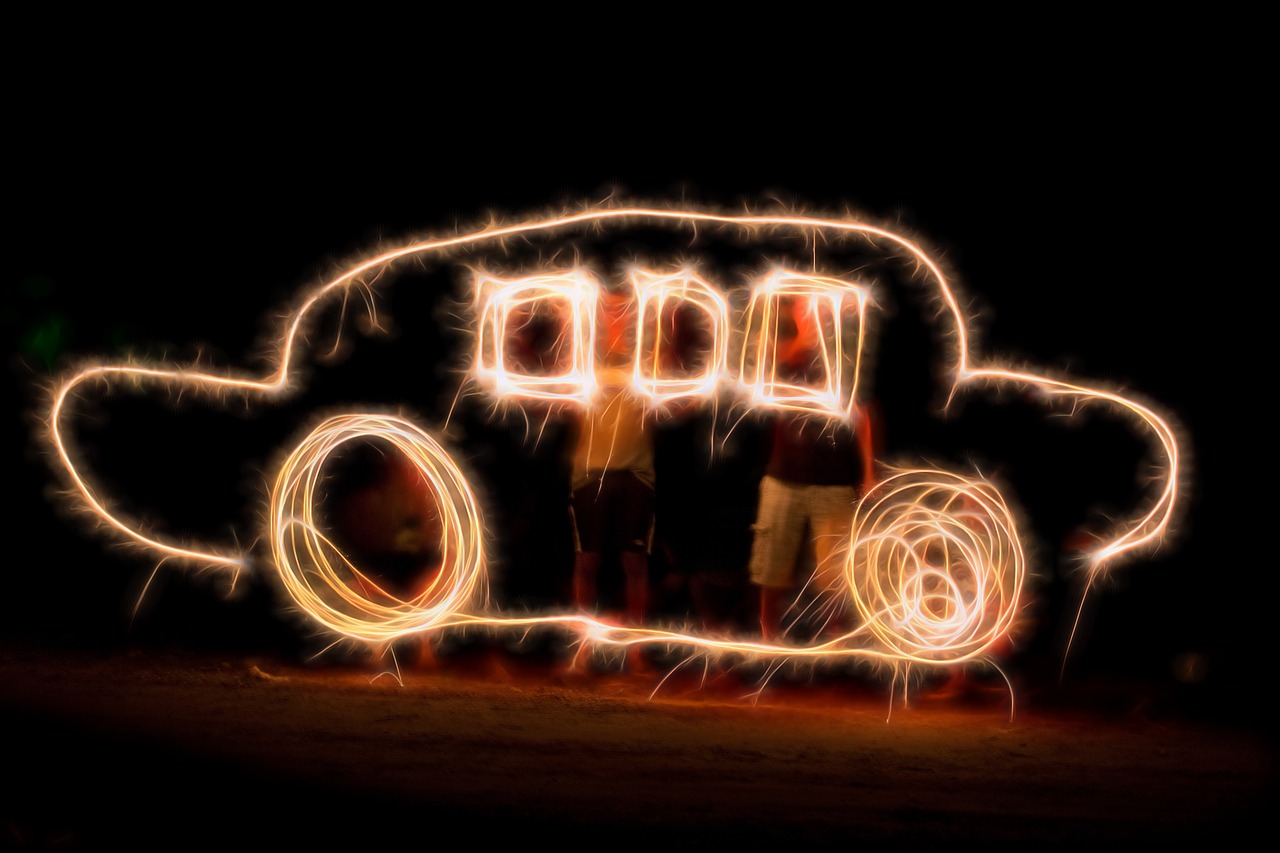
left=848, top=468, right=1026, bottom=665
left=737, top=268, right=872, bottom=420
left=269, top=413, right=486, bottom=644
left=41, top=200, right=1186, bottom=707
left=473, top=269, right=600, bottom=406
left=629, top=266, right=731, bottom=406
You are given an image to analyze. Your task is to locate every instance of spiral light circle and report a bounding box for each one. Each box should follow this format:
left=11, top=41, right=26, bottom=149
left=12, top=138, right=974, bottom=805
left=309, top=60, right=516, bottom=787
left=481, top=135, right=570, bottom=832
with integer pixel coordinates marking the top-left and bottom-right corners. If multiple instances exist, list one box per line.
left=268, top=413, right=485, bottom=643
left=848, top=467, right=1025, bottom=664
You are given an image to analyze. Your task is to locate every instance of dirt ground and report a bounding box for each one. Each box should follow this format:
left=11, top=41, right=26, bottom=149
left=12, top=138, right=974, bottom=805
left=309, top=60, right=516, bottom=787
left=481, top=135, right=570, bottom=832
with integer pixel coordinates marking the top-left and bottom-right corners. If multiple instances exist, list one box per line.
left=1, top=635, right=1271, bottom=850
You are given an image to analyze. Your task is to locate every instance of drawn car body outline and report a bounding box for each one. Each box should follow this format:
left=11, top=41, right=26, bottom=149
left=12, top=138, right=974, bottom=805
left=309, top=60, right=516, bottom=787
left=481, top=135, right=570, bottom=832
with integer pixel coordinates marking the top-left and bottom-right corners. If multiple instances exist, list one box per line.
left=44, top=202, right=1185, bottom=698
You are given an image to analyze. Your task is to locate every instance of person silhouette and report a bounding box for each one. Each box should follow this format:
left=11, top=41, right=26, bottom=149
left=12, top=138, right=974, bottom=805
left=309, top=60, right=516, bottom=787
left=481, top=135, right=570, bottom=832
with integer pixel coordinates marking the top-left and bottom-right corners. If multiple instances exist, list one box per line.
left=747, top=294, right=879, bottom=642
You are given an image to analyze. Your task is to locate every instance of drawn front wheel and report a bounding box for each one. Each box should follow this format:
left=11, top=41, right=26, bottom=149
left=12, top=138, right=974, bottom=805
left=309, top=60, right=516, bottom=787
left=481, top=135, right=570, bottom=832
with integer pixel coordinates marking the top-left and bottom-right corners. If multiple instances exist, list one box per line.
left=267, top=413, right=485, bottom=643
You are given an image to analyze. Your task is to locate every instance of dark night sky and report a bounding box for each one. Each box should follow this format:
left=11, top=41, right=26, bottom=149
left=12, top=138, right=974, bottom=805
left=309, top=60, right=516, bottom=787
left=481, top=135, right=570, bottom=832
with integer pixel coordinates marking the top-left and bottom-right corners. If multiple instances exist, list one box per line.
left=6, top=73, right=1251, bottom=713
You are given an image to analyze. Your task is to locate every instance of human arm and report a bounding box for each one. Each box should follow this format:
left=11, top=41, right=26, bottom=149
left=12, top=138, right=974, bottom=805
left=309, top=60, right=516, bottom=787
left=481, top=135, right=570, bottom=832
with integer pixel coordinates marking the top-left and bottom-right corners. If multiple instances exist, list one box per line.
left=853, top=401, right=878, bottom=494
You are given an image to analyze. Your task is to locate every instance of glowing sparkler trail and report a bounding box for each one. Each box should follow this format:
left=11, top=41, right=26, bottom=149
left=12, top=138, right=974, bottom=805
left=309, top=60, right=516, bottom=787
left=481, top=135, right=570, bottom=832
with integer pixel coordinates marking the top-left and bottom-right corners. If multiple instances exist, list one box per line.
left=629, top=266, right=731, bottom=405
left=848, top=468, right=1026, bottom=665
left=269, top=413, right=486, bottom=643
left=738, top=268, right=872, bottom=420
left=473, top=270, right=600, bottom=406
left=44, top=200, right=1184, bottom=691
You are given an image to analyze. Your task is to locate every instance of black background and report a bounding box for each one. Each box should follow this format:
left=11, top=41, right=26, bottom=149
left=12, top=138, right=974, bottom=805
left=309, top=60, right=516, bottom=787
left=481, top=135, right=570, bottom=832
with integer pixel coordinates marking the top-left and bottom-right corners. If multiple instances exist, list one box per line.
left=6, top=63, right=1250, bottom=723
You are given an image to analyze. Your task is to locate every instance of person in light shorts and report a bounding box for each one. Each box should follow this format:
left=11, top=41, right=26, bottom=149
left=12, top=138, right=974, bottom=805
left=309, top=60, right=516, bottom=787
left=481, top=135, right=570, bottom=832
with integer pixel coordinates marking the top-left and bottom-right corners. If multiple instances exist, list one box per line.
left=748, top=411, right=875, bottom=642
left=747, top=294, right=878, bottom=641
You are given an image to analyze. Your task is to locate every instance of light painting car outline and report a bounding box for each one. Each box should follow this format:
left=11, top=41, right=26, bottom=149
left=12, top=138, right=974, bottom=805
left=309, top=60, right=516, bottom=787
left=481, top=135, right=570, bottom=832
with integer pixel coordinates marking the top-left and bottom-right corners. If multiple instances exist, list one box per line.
left=44, top=202, right=1185, bottom=710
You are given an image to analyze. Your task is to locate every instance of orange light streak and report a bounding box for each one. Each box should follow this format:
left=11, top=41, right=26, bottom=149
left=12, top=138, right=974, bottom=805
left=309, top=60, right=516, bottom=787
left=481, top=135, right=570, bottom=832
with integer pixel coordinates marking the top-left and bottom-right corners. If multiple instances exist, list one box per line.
left=737, top=268, right=872, bottom=420
left=473, top=270, right=600, bottom=406
left=848, top=467, right=1026, bottom=665
left=269, top=413, right=486, bottom=643
left=628, top=266, right=731, bottom=406
left=43, top=201, right=1184, bottom=694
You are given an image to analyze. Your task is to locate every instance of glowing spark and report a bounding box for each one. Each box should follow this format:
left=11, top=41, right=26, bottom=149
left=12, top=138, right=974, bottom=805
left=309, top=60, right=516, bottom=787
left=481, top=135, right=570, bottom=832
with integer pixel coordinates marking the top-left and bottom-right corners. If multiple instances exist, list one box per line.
left=472, top=270, right=600, bottom=406
left=43, top=201, right=1184, bottom=700
left=848, top=468, right=1026, bottom=665
left=738, top=268, right=872, bottom=420
left=269, top=413, right=486, bottom=643
left=628, top=266, right=731, bottom=406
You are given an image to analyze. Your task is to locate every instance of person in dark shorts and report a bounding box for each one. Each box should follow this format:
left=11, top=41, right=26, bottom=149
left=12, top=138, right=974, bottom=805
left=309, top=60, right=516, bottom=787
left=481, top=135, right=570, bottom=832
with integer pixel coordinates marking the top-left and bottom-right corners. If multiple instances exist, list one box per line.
left=566, top=290, right=657, bottom=673
left=568, top=366, right=656, bottom=628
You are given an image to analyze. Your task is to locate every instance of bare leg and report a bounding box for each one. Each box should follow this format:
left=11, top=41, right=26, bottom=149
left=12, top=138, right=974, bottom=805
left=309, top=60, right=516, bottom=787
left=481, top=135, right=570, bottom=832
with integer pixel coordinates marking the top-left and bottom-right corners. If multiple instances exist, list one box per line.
left=621, top=550, right=648, bottom=626
left=759, top=586, right=790, bottom=643
left=573, top=551, right=601, bottom=613
left=414, top=637, right=440, bottom=670
left=621, top=550, right=652, bottom=674
left=562, top=552, right=603, bottom=678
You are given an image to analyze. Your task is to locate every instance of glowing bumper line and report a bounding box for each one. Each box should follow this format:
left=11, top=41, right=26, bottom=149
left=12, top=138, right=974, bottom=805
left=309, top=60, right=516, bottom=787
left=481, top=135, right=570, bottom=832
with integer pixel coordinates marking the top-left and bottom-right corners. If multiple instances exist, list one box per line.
left=46, top=204, right=1183, bottom=670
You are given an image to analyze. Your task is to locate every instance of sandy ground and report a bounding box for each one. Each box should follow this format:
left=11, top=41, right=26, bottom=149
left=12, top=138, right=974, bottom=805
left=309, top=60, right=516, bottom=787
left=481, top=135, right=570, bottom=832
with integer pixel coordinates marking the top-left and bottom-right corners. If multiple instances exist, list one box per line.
left=1, top=636, right=1271, bottom=850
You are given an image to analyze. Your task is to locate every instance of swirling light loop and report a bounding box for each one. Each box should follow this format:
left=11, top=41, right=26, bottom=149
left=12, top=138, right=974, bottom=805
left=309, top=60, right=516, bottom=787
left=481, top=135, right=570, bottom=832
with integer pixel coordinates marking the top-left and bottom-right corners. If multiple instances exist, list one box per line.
left=48, top=205, right=1179, bottom=580
left=848, top=468, right=1025, bottom=664
left=43, top=202, right=1182, bottom=687
left=268, top=413, right=486, bottom=643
